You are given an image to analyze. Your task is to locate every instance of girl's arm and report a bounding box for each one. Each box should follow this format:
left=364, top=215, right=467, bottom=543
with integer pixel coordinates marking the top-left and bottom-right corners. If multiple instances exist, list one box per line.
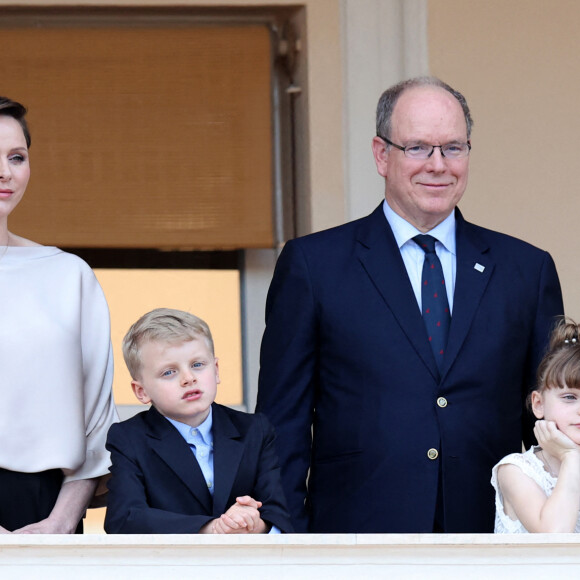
left=534, top=420, right=580, bottom=532
left=498, top=421, right=580, bottom=533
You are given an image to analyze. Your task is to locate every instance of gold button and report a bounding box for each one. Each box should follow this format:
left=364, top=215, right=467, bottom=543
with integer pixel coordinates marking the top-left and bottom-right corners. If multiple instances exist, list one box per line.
left=427, top=448, right=439, bottom=460
left=437, top=397, right=448, bottom=408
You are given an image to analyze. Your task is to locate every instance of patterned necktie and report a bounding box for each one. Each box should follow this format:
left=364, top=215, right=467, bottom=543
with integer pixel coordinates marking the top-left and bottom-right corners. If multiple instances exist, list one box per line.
left=413, top=234, right=451, bottom=371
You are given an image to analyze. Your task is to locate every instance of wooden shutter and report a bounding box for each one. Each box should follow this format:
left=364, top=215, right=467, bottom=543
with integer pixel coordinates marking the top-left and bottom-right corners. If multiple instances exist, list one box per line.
left=2, top=23, right=273, bottom=249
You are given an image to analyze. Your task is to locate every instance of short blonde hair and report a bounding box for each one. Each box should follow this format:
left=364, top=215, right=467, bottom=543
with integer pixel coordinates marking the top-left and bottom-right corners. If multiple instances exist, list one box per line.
left=123, top=308, right=215, bottom=379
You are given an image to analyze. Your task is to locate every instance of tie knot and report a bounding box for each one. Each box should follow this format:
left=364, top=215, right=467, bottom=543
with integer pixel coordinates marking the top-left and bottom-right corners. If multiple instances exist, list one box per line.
left=413, top=234, right=437, bottom=254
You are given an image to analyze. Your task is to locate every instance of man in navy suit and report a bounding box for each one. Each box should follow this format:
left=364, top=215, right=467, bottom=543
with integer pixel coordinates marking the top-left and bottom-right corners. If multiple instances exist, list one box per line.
left=105, top=308, right=292, bottom=534
left=256, top=77, right=563, bottom=533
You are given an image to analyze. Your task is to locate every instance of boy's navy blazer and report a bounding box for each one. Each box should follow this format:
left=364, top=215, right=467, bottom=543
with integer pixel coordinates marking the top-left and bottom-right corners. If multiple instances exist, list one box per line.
left=104, top=403, right=292, bottom=533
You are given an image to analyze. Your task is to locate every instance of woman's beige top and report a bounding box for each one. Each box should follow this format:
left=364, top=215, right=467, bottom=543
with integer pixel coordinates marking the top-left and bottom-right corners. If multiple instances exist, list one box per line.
left=0, top=246, right=118, bottom=483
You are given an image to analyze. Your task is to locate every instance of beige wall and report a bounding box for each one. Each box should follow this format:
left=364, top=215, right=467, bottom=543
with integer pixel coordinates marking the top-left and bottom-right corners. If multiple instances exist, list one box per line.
left=428, top=0, right=580, bottom=319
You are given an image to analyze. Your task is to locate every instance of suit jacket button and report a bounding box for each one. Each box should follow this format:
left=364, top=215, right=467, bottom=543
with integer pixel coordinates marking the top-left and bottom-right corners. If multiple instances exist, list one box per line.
left=427, top=448, right=439, bottom=460
left=437, top=397, right=448, bottom=408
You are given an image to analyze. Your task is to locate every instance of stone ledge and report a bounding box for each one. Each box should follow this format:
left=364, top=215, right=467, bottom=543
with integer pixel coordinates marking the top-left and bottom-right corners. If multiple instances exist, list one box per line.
left=1, top=534, right=579, bottom=579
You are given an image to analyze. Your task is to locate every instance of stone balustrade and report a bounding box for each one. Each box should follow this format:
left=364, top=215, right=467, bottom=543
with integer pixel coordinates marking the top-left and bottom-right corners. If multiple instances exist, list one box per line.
left=1, top=533, right=579, bottom=579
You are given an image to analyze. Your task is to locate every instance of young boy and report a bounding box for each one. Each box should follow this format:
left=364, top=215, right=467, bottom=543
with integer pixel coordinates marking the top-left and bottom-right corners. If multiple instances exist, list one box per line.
left=104, top=308, right=292, bottom=534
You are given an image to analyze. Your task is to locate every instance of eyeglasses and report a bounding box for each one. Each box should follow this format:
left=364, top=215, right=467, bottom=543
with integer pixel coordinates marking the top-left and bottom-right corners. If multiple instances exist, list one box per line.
left=378, top=136, right=471, bottom=160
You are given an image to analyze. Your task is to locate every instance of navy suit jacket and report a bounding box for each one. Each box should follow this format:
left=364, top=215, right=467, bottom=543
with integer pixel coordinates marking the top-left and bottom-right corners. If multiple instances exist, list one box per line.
left=104, top=403, right=292, bottom=533
left=256, top=204, right=563, bottom=533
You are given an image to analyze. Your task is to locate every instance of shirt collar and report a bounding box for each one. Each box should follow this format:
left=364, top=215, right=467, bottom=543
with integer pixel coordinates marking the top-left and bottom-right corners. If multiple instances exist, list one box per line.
left=382, top=199, right=456, bottom=255
left=165, top=406, right=213, bottom=446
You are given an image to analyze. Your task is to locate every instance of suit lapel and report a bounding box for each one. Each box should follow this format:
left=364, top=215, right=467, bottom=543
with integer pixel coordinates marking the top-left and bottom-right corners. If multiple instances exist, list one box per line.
left=211, top=404, right=244, bottom=516
left=356, top=204, right=439, bottom=379
left=144, top=407, right=213, bottom=511
left=440, top=210, right=494, bottom=378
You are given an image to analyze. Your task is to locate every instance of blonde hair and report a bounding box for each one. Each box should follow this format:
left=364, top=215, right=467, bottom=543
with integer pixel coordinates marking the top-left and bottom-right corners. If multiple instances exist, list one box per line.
left=535, top=317, right=580, bottom=396
left=123, top=308, right=214, bottom=379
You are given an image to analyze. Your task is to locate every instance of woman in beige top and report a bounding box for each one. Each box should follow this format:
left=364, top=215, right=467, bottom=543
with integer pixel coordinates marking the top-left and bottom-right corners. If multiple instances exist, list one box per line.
left=0, top=96, right=117, bottom=533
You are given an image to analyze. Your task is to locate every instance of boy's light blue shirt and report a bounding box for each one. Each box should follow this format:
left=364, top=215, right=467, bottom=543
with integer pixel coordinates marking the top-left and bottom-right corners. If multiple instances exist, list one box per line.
left=167, top=408, right=215, bottom=495
left=166, top=408, right=281, bottom=533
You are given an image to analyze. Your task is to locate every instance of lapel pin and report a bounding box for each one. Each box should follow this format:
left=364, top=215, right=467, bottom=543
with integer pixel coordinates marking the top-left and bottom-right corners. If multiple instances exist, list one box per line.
left=474, top=263, right=485, bottom=273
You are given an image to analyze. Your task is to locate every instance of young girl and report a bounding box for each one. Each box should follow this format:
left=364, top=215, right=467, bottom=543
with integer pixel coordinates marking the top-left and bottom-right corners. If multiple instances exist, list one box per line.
left=491, top=317, right=580, bottom=533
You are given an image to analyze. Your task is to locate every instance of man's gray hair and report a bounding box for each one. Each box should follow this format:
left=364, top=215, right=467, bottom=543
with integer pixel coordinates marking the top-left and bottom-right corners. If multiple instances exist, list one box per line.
left=376, top=76, right=473, bottom=140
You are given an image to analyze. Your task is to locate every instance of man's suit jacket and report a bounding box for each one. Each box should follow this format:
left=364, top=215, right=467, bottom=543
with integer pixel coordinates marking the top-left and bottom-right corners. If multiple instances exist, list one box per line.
left=256, top=204, right=563, bottom=533
left=104, top=403, right=292, bottom=533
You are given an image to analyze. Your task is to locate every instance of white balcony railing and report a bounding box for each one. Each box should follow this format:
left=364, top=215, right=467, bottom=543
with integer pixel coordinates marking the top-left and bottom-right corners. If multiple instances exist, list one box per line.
left=1, top=533, right=579, bottom=579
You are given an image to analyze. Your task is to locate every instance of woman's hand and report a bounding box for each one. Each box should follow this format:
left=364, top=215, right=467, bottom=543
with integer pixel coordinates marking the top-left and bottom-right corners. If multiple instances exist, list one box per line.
left=12, top=478, right=98, bottom=534
left=12, top=518, right=74, bottom=534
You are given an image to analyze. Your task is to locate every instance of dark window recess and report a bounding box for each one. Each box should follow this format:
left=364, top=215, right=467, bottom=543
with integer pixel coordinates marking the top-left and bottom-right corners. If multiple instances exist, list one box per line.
left=65, top=249, right=241, bottom=270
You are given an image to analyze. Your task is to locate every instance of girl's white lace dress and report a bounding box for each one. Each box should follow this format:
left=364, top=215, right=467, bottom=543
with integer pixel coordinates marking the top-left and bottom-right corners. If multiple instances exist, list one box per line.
left=491, top=445, right=580, bottom=533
